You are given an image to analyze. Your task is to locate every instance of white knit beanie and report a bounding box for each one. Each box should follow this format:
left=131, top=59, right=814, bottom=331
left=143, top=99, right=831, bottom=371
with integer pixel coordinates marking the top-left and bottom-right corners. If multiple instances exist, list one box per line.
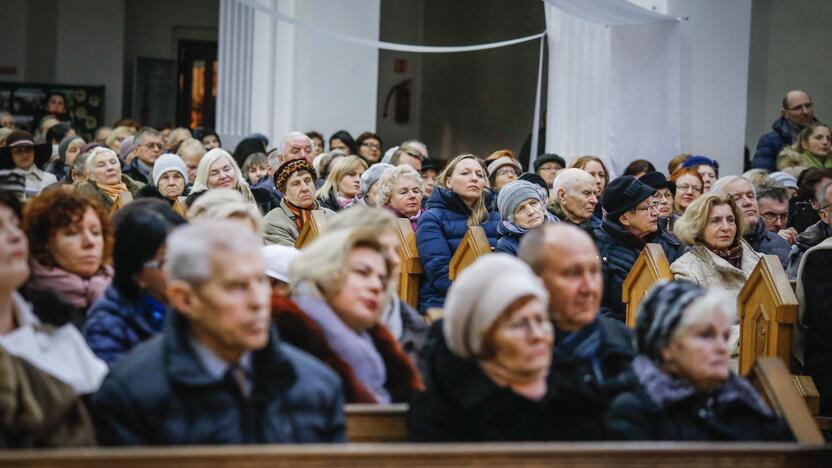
left=443, top=253, right=549, bottom=358
left=152, top=153, right=189, bottom=186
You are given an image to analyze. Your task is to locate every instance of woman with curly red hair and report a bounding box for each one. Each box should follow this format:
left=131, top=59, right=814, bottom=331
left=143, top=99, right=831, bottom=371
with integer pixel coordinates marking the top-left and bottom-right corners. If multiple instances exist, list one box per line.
left=23, top=189, right=113, bottom=328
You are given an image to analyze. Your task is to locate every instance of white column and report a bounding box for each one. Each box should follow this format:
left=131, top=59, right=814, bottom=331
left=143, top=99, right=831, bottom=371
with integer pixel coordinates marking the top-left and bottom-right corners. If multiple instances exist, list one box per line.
left=216, top=0, right=255, bottom=147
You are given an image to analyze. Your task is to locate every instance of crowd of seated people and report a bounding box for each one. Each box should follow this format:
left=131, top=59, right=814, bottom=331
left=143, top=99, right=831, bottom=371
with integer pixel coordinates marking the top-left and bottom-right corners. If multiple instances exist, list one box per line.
left=0, top=88, right=829, bottom=448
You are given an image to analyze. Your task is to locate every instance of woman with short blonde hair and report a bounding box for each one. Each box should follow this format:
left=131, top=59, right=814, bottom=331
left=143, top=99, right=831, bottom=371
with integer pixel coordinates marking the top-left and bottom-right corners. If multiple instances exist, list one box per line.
left=316, top=155, right=368, bottom=212
left=375, top=165, right=425, bottom=230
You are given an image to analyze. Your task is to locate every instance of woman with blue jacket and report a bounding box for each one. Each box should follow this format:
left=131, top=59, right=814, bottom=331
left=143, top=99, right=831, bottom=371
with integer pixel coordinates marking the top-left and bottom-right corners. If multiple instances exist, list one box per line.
left=495, top=180, right=558, bottom=256
left=83, top=199, right=185, bottom=366
left=416, top=154, right=500, bottom=313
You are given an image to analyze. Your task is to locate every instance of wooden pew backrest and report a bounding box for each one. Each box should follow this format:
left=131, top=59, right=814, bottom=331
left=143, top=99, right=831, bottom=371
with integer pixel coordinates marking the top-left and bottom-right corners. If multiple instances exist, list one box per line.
left=448, top=226, right=491, bottom=281
left=621, top=243, right=672, bottom=328
left=749, top=357, right=824, bottom=444
left=395, top=219, right=422, bottom=309
left=738, top=255, right=799, bottom=376
left=346, top=403, right=408, bottom=442
left=294, top=210, right=328, bottom=249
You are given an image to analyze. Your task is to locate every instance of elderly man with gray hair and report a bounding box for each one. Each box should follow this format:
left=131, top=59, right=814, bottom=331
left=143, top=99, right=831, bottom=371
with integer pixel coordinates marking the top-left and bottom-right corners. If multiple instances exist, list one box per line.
left=788, top=180, right=832, bottom=277
left=123, top=127, right=165, bottom=184
left=549, top=168, right=600, bottom=233
left=711, top=175, right=791, bottom=271
left=90, top=220, right=346, bottom=445
left=279, top=131, right=315, bottom=165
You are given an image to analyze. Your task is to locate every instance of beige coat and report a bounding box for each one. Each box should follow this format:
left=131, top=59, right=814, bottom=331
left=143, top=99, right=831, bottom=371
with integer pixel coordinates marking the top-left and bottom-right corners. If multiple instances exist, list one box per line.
left=262, top=198, right=335, bottom=246
left=670, top=240, right=763, bottom=363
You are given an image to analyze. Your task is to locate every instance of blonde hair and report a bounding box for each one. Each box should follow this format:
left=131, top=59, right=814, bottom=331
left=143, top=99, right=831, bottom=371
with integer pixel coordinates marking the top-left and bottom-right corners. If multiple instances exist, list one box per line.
left=673, top=193, right=746, bottom=246
left=289, top=227, right=395, bottom=299
left=316, top=155, right=368, bottom=198
left=176, top=138, right=206, bottom=159
left=105, top=126, right=136, bottom=151
left=191, top=148, right=256, bottom=205
left=187, top=188, right=263, bottom=233
left=374, top=164, right=424, bottom=206
left=167, top=127, right=192, bottom=148
left=326, top=205, right=398, bottom=233
left=437, top=154, right=490, bottom=226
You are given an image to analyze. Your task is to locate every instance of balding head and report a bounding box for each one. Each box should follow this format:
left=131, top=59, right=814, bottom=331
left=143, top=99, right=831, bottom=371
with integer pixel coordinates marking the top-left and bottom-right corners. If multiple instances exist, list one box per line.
left=552, top=168, right=598, bottom=224
left=781, top=90, right=814, bottom=128
left=280, top=131, right=314, bottom=164
left=519, top=224, right=602, bottom=331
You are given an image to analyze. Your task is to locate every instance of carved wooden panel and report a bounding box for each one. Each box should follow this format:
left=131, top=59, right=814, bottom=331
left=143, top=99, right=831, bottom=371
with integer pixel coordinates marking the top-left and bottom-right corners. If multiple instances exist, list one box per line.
left=395, top=219, right=423, bottom=309
left=622, top=243, right=673, bottom=328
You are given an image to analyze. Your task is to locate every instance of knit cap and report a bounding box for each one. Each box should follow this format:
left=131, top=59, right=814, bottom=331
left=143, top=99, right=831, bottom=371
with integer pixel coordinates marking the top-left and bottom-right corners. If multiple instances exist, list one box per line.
left=636, top=281, right=706, bottom=362
left=274, top=159, right=317, bottom=193
left=152, top=153, right=188, bottom=186
left=681, top=155, right=719, bottom=171
left=602, top=176, right=656, bottom=220
left=262, top=245, right=300, bottom=283
left=487, top=156, right=521, bottom=177
left=58, top=135, right=85, bottom=163
left=497, top=180, right=547, bottom=222
left=360, top=163, right=393, bottom=196
left=533, top=153, right=566, bottom=173
left=443, top=254, right=549, bottom=358
left=766, top=171, right=798, bottom=190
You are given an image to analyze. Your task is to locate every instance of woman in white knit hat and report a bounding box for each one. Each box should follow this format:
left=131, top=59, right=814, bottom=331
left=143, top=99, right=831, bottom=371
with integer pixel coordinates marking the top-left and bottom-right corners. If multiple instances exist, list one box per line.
left=409, top=253, right=578, bottom=442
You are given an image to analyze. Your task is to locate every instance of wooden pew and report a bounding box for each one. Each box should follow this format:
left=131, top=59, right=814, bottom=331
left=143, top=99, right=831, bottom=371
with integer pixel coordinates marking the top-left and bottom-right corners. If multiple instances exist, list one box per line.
left=738, top=255, right=821, bottom=416
left=749, top=358, right=825, bottom=444
left=621, top=243, right=673, bottom=328
left=294, top=210, right=328, bottom=249
left=109, top=191, right=133, bottom=215
left=346, top=403, right=408, bottom=442
left=448, top=226, right=491, bottom=281
left=172, top=196, right=189, bottom=219
left=1, top=443, right=829, bottom=468
left=395, top=219, right=422, bottom=309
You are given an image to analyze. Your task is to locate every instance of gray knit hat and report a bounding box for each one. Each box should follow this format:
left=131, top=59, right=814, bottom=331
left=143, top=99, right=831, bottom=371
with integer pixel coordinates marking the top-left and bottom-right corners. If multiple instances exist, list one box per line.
left=58, top=135, right=84, bottom=163
left=636, top=280, right=706, bottom=362
left=443, top=253, right=549, bottom=358
left=360, top=163, right=393, bottom=196
left=152, top=153, right=188, bottom=186
left=496, top=180, right=547, bottom=222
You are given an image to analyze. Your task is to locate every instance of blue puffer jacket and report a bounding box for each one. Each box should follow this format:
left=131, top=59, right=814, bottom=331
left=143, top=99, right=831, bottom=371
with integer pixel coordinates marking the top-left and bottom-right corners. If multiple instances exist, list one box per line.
left=416, top=187, right=500, bottom=313
left=594, top=219, right=684, bottom=322
left=752, top=117, right=798, bottom=171
left=495, top=221, right=523, bottom=256
left=744, top=219, right=790, bottom=272
left=84, top=285, right=167, bottom=366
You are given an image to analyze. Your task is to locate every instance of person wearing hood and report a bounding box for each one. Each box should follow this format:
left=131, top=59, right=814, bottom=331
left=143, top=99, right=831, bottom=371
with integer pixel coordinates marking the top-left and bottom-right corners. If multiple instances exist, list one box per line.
left=495, top=180, right=557, bottom=256
left=593, top=176, right=683, bottom=322
left=752, top=90, right=818, bottom=172
left=416, top=154, right=500, bottom=314
left=0, top=130, right=57, bottom=196
left=606, top=281, right=792, bottom=441
left=47, top=134, right=85, bottom=182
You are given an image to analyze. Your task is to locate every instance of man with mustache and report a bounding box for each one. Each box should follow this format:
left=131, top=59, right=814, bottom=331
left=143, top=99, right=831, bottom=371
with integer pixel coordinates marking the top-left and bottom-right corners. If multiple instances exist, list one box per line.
left=712, top=176, right=791, bottom=272
left=90, top=221, right=346, bottom=445
left=519, top=224, right=635, bottom=440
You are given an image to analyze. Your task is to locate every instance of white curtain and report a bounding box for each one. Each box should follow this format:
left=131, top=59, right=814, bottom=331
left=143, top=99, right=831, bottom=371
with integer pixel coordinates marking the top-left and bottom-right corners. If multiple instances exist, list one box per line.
left=543, top=0, right=680, bottom=176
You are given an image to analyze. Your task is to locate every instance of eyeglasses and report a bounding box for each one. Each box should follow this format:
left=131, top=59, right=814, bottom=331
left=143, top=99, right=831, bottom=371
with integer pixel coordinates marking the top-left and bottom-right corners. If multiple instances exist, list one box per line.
left=143, top=142, right=164, bottom=150
left=496, top=168, right=519, bottom=177
left=760, top=212, right=788, bottom=223
left=676, top=184, right=702, bottom=193
left=655, top=192, right=674, bottom=200
left=634, top=202, right=660, bottom=213
left=361, top=142, right=380, bottom=150
left=506, top=316, right=553, bottom=336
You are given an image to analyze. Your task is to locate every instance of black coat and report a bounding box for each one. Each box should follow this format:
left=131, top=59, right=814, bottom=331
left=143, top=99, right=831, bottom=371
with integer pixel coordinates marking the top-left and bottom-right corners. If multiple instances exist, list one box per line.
left=89, top=313, right=346, bottom=445
left=408, top=322, right=588, bottom=442
left=744, top=219, right=790, bottom=270
left=594, top=219, right=683, bottom=322
left=799, top=243, right=832, bottom=416
left=606, top=356, right=793, bottom=441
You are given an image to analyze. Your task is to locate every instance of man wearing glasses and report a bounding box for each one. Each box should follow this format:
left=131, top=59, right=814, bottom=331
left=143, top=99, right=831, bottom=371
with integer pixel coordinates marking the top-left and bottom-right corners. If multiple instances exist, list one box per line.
left=123, top=127, right=165, bottom=184
left=592, top=176, right=684, bottom=322
left=752, top=90, right=819, bottom=172
left=788, top=181, right=832, bottom=276
left=757, top=185, right=798, bottom=245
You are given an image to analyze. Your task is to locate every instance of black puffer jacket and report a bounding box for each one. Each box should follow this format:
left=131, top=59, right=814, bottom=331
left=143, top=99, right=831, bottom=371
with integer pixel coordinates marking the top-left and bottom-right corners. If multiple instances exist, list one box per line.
left=797, top=240, right=832, bottom=415
left=787, top=220, right=832, bottom=277
left=744, top=219, right=790, bottom=271
left=594, top=219, right=683, bottom=322
left=606, top=356, right=793, bottom=441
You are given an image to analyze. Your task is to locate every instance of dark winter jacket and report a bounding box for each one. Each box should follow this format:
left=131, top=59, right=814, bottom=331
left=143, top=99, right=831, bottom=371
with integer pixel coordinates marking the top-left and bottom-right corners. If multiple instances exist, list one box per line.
left=134, top=184, right=175, bottom=205
left=606, top=356, right=793, bottom=441
left=593, top=219, right=683, bottom=322
left=316, top=188, right=343, bottom=213
left=271, top=293, right=424, bottom=404
left=752, top=117, right=801, bottom=172
left=74, top=175, right=145, bottom=212
left=744, top=219, right=790, bottom=271
left=549, top=315, right=637, bottom=440
left=83, top=286, right=167, bottom=366
left=495, top=215, right=559, bottom=256
left=122, top=159, right=151, bottom=184
left=408, top=323, right=587, bottom=442
left=796, top=239, right=832, bottom=415
left=415, top=187, right=500, bottom=313
left=548, top=200, right=600, bottom=237
left=89, top=312, right=346, bottom=445
left=789, top=197, right=821, bottom=233
left=787, top=220, right=832, bottom=277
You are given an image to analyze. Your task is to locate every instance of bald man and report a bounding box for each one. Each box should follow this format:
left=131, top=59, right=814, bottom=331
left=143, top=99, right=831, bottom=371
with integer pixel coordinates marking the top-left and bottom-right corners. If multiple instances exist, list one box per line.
left=519, top=224, right=635, bottom=440
left=752, top=90, right=819, bottom=171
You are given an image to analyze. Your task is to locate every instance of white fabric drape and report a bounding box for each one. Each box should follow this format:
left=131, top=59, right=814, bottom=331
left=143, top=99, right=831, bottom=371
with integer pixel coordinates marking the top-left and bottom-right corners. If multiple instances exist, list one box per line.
left=543, top=0, right=680, bottom=176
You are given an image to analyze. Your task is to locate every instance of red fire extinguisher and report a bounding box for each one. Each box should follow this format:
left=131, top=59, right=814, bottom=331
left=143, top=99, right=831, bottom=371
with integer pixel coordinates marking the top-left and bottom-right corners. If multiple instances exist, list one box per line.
left=383, top=79, right=411, bottom=125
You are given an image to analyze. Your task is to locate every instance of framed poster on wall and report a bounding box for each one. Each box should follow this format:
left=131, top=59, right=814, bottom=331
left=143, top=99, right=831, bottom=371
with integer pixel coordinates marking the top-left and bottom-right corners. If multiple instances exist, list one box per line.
left=0, top=82, right=105, bottom=141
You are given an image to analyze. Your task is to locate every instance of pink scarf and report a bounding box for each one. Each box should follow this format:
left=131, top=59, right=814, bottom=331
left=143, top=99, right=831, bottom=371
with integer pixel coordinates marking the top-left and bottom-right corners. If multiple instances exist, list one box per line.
left=28, top=260, right=113, bottom=310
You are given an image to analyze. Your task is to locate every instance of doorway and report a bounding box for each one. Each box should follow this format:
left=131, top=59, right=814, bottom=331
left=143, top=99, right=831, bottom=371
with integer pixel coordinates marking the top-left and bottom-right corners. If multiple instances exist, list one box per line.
left=177, top=40, right=217, bottom=129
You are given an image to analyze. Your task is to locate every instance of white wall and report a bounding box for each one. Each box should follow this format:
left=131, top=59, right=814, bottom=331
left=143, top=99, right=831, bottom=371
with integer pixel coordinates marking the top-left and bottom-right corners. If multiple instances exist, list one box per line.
left=666, top=0, right=752, bottom=177
left=746, top=0, right=832, bottom=154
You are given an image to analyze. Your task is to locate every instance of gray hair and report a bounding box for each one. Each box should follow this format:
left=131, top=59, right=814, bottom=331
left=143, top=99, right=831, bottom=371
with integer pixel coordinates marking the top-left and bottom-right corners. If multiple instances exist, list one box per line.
left=552, top=168, right=593, bottom=194
left=756, top=184, right=790, bottom=204
left=72, top=151, right=90, bottom=179
left=134, top=126, right=162, bottom=146
left=711, top=175, right=755, bottom=198
left=281, top=131, right=312, bottom=155
left=85, top=146, right=119, bottom=173
left=816, top=180, right=832, bottom=208
left=374, top=164, right=424, bottom=206
left=165, top=220, right=263, bottom=286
